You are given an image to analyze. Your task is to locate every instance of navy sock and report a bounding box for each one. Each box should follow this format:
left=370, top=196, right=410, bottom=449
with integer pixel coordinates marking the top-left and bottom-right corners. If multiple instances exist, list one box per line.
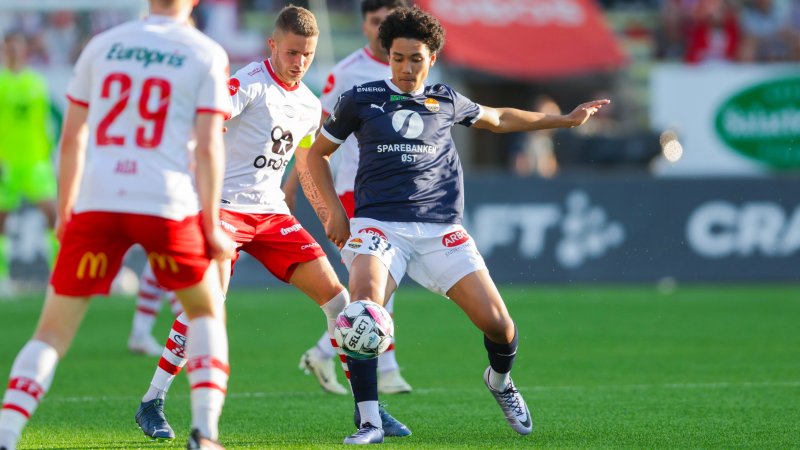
left=348, top=356, right=379, bottom=403
left=484, top=326, right=518, bottom=374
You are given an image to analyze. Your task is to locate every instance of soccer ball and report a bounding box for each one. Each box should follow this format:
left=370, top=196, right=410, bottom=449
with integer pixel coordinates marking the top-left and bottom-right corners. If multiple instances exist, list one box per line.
left=334, top=300, right=394, bottom=360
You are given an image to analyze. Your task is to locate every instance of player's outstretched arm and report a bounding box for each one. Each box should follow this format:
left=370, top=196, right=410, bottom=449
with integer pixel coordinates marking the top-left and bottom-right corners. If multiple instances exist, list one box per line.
left=302, top=135, right=350, bottom=249
left=56, top=102, right=89, bottom=240
left=194, top=112, right=235, bottom=261
left=473, top=99, right=610, bottom=133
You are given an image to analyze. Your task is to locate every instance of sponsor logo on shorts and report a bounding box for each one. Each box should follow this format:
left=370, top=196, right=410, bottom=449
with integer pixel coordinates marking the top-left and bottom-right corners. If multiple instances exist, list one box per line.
left=442, top=230, right=470, bottom=247
left=424, top=98, right=440, bottom=112
left=348, top=238, right=363, bottom=249
left=220, top=220, right=237, bottom=233
left=280, top=223, right=303, bottom=236
left=445, top=241, right=474, bottom=257
left=358, top=227, right=386, bottom=239
left=300, top=242, right=320, bottom=251
left=148, top=253, right=179, bottom=274
left=76, top=252, right=108, bottom=279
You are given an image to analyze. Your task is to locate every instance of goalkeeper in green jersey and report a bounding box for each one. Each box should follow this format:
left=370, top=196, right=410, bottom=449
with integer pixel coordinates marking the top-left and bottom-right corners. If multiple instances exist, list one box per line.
left=0, top=31, right=58, bottom=296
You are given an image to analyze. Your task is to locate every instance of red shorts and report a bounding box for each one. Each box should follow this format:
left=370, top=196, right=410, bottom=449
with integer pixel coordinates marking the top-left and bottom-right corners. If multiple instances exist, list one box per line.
left=51, top=212, right=211, bottom=296
left=220, top=210, right=326, bottom=283
left=339, top=191, right=355, bottom=219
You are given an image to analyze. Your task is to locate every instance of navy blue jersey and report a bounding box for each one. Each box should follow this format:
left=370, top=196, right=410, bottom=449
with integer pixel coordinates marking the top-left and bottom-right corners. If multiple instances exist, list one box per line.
left=321, top=80, right=482, bottom=224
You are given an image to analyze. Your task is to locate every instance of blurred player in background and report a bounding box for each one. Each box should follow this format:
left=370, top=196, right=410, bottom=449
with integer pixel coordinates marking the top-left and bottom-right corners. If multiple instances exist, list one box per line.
left=133, top=5, right=409, bottom=443
left=128, top=262, right=184, bottom=355
left=306, top=7, right=609, bottom=443
left=291, top=0, right=413, bottom=397
left=0, top=31, right=59, bottom=297
left=0, top=0, right=235, bottom=448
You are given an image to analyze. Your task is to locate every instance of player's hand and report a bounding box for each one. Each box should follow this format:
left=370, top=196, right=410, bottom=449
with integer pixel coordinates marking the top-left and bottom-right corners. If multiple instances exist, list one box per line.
left=566, top=99, right=610, bottom=127
left=205, top=226, right=237, bottom=261
left=55, top=213, right=71, bottom=242
left=325, top=208, right=351, bottom=249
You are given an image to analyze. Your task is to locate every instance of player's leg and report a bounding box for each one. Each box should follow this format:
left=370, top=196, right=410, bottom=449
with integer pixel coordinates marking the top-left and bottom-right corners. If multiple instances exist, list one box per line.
left=133, top=214, right=230, bottom=445
left=376, top=292, right=412, bottom=394
left=445, top=270, right=531, bottom=435
left=0, top=211, right=129, bottom=450
left=26, top=161, right=58, bottom=271
left=0, top=293, right=89, bottom=450
left=0, top=166, right=20, bottom=298
left=290, top=257, right=350, bottom=395
left=128, top=262, right=167, bottom=356
left=135, top=259, right=229, bottom=441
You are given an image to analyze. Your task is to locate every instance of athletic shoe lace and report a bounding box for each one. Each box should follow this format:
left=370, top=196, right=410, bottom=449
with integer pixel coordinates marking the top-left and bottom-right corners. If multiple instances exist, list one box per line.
left=500, top=385, right=525, bottom=417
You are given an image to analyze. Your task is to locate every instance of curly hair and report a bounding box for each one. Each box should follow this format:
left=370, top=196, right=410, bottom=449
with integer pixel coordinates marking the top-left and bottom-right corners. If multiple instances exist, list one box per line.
left=378, top=7, right=445, bottom=54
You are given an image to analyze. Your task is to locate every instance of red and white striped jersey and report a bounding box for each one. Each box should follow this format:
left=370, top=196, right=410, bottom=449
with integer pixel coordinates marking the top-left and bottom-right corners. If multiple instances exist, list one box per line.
left=66, top=15, right=230, bottom=220
left=221, top=59, right=320, bottom=215
left=320, top=47, right=390, bottom=195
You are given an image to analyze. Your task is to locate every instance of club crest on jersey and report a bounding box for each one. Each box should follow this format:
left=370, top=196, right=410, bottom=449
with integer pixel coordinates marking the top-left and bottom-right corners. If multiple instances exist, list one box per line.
left=228, top=78, right=240, bottom=96
left=424, top=98, right=440, bottom=112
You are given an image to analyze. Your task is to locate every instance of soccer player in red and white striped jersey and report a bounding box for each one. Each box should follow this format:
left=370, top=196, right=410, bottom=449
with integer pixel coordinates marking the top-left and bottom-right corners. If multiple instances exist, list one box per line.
left=0, top=1, right=235, bottom=449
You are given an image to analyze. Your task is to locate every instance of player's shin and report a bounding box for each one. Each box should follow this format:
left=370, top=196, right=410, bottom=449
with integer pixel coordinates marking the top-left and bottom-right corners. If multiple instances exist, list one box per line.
left=0, top=340, right=59, bottom=449
left=185, top=316, right=228, bottom=442
left=142, top=313, right=190, bottom=402
left=348, top=357, right=381, bottom=428
left=321, top=289, right=350, bottom=380
left=484, top=325, right=518, bottom=391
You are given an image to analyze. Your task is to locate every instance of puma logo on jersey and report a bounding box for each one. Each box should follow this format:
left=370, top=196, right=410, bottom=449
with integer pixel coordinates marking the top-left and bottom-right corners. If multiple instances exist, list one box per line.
left=370, top=102, right=386, bottom=113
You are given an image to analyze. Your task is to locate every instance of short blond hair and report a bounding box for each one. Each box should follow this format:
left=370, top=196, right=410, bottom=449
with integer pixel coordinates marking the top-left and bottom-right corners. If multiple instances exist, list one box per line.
left=275, top=5, right=319, bottom=37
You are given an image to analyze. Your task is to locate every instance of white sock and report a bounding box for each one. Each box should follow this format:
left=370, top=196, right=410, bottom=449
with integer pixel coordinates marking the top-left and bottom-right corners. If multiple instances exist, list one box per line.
left=186, top=316, right=228, bottom=441
left=488, top=367, right=511, bottom=391
left=320, top=290, right=350, bottom=380
left=314, top=331, right=337, bottom=359
left=0, top=340, right=59, bottom=449
left=141, top=313, right=189, bottom=402
left=356, top=400, right=381, bottom=428
left=132, top=265, right=165, bottom=337
left=377, top=293, right=399, bottom=373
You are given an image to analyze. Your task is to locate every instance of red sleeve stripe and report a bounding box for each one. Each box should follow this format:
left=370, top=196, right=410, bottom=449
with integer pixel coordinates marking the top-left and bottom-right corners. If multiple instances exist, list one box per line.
left=158, top=357, right=183, bottom=375
left=2, top=403, right=31, bottom=418
left=190, top=382, right=227, bottom=394
left=172, top=320, right=188, bottom=336
left=197, top=108, right=230, bottom=117
left=66, top=95, right=89, bottom=107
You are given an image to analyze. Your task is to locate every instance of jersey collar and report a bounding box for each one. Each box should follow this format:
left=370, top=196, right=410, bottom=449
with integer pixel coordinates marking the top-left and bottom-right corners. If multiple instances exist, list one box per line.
left=385, top=78, right=425, bottom=96
left=363, top=46, right=389, bottom=66
left=143, top=14, right=186, bottom=26
left=265, top=59, right=301, bottom=92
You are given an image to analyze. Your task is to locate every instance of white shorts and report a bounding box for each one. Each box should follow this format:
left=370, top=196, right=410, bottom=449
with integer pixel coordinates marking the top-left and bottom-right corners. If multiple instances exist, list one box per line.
left=341, top=218, right=488, bottom=296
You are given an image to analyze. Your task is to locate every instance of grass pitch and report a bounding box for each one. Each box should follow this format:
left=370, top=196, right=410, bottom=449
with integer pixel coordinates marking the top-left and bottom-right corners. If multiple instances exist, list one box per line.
left=1, top=284, right=798, bottom=449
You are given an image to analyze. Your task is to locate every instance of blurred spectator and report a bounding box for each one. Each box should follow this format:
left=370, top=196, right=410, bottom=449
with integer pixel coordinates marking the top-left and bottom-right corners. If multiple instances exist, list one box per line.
left=738, top=0, right=794, bottom=61
left=684, top=0, right=741, bottom=63
left=553, top=91, right=662, bottom=172
left=507, top=95, right=561, bottom=178
left=656, top=0, right=699, bottom=59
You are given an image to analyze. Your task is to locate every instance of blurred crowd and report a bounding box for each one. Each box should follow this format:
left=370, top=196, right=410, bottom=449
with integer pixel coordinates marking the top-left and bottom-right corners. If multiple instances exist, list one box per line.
left=657, top=0, right=800, bottom=63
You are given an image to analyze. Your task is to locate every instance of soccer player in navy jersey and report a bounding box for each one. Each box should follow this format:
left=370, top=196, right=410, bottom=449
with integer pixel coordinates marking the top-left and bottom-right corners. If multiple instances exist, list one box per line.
left=304, top=6, right=609, bottom=444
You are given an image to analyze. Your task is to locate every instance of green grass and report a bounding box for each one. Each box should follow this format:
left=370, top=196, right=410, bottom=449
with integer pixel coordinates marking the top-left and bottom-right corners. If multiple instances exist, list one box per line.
left=1, top=285, right=799, bottom=449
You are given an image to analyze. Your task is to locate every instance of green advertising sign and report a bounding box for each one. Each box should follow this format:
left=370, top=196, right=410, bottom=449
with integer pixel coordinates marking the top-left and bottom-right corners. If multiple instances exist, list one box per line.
left=714, top=77, right=800, bottom=168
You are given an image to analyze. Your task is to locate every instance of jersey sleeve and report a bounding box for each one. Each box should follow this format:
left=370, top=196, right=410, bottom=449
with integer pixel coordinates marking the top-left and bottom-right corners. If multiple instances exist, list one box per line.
left=452, top=89, right=483, bottom=127
left=65, top=37, right=101, bottom=106
left=195, top=46, right=231, bottom=117
left=320, top=89, right=360, bottom=145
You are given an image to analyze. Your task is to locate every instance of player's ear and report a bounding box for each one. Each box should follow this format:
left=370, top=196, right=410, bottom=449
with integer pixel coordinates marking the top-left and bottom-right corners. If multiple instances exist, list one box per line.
left=429, top=52, right=437, bottom=67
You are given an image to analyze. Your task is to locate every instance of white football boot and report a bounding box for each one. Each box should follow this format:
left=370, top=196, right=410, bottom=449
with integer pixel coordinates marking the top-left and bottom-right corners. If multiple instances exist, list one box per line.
left=299, top=348, right=348, bottom=395
left=483, top=367, right=533, bottom=435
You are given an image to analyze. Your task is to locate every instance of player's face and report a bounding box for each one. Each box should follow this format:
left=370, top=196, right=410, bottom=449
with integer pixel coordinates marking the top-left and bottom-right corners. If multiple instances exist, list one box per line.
left=3, top=35, right=27, bottom=65
left=362, top=7, right=391, bottom=57
left=268, top=30, right=318, bottom=86
left=389, top=38, right=436, bottom=93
